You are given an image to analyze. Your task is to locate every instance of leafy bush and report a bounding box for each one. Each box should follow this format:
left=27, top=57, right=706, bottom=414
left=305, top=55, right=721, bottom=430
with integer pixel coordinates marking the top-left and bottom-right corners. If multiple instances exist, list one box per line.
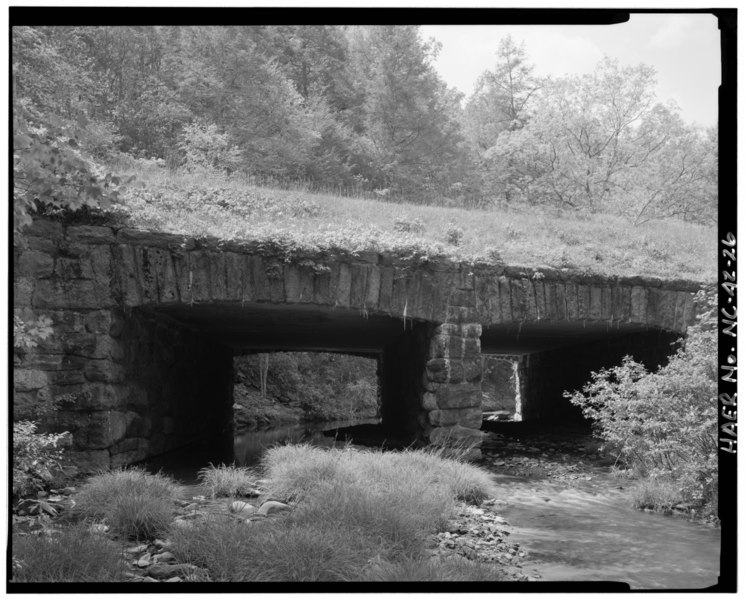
left=445, top=225, right=464, bottom=246
left=178, top=120, right=242, bottom=174
left=13, top=421, right=68, bottom=499
left=566, top=289, right=717, bottom=515
left=198, top=463, right=258, bottom=498
left=11, top=524, right=125, bottom=582
left=393, top=217, right=426, bottom=234
left=73, top=468, right=177, bottom=540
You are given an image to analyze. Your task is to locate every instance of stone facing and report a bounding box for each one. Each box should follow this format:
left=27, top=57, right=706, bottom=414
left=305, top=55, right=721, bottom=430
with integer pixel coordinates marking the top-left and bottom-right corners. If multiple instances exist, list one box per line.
left=14, top=220, right=702, bottom=467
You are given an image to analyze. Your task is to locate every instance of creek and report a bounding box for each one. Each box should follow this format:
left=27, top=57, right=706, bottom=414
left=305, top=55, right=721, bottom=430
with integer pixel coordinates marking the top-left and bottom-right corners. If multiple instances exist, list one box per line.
left=145, top=418, right=721, bottom=589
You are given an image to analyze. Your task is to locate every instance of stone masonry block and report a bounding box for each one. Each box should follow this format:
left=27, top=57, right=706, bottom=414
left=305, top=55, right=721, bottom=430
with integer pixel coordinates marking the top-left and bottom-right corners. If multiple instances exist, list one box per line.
left=365, top=265, right=381, bottom=310
left=378, top=266, right=394, bottom=314
left=630, top=286, right=647, bottom=323
left=224, top=253, right=244, bottom=301
left=460, top=323, right=482, bottom=338
left=497, top=277, right=512, bottom=322
left=54, top=257, right=94, bottom=280
left=33, top=279, right=99, bottom=309
left=18, top=250, right=54, bottom=278
left=462, top=358, right=482, bottom=382
left=435, top=383, right=481, bottom=409
left=589, top=286, right=602, bottom=320
left=67, top=225, right=116, bottom=244
left=334, top=263, right=352, bottom=308
left=463, top=338, right=480, bottom=358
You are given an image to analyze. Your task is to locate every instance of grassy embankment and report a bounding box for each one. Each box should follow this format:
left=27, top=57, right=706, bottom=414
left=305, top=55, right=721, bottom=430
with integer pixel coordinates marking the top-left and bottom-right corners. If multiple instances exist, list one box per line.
left=115, top=166, right=715, bottom=283
left=12, top=446, right=506, bottom=583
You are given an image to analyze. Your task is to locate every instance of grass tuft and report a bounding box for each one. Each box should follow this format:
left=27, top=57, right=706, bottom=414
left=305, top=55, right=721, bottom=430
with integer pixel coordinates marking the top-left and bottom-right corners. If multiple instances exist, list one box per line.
left=72, top=467, right=177, bottom=540
left=11, top=524, right=126, bottom=582
left=170, top=444, right=502, bottom=581
left=198, top=463, right=258, bottom=498
left=630, top=476, right=684, bottom=512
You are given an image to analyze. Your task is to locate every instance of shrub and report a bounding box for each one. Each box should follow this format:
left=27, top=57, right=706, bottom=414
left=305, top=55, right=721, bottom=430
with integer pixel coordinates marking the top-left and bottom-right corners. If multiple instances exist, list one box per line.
left=566, top=289, right=717, bottom=515
left=393, top=217, right=426, bottom=234
left=178, top=120, right=242, bottom=174
left=198, top=463, right=258, bottom=498
left=445, top=225, right=464, bottom=246
left=631, top=476, right=684, bottom=512
left=12, top=421, right=68, bottom=499
left=11, top=524, right=126, bottom=582
left=73, top=468, right=177, bottom=540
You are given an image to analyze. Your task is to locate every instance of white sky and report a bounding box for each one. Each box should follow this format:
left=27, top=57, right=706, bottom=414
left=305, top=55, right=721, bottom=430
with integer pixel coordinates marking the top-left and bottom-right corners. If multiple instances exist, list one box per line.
left=421, top=13, right=721, bottom=127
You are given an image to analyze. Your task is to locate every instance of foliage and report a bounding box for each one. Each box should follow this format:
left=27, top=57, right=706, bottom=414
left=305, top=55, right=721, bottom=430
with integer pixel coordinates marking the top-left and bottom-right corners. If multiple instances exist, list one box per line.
left=13, top=314, right=53, bottom=354
left=471, top=53, right=717, bottom=222
left=171, top=444, right=499, bottom=581
left=72, top=468, right=177, bottom=540
left=11, top=524, right=126, bottom=583
left=178, top=120, right=242, bottom=174
left=198, top=464, right=259, bottom=498
left=566, top=289, right=717, bottom=514
left=235, top=352, right=379, bottom=423
left=12, top=421, right=68, bottom=499
left=119, top=167, right=715, bottom=282
left=12, top=26, right=716, bottom=221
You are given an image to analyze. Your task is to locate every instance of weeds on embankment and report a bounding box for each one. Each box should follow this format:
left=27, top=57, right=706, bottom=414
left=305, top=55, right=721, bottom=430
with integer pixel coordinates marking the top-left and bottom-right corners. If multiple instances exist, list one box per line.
left=113, top=167, right=714, bottom=282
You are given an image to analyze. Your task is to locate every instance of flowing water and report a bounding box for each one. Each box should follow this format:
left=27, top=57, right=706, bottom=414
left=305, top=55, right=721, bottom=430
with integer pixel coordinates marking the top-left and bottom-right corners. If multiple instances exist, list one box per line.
left=146, top=419, right=721, bottom=589
left=495, top=473, right=721, bottom=589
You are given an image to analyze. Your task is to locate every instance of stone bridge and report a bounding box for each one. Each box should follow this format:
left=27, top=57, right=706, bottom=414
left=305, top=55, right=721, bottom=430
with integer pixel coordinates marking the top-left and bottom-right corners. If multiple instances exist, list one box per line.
left=13, top=219, right=701, bottom=470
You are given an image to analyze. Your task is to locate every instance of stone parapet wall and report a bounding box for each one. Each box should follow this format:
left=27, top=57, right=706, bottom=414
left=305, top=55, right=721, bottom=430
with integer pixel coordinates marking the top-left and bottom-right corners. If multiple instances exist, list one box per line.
left=16, top=219, right=699, bottom=331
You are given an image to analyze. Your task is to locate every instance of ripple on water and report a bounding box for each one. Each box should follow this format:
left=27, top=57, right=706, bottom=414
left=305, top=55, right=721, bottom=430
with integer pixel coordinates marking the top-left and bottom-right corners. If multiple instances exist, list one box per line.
left=499, top=479, right=720, bottom=589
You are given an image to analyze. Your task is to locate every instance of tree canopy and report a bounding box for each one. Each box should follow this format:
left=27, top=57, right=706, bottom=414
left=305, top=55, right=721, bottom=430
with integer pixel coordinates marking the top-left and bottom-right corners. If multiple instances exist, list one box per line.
left=12, top=26, right=717, bottom=228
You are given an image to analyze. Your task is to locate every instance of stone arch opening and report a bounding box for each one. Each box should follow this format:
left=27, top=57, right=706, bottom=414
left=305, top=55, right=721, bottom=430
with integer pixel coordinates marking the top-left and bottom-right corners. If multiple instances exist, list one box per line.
left=95, top=301, right=441, bottom=469
left=480, top=321, right=682, bottom=426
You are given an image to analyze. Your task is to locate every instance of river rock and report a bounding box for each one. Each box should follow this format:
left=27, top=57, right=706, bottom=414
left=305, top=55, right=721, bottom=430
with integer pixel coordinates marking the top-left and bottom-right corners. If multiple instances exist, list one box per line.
left=230, top=500, right=256, bottom=514
left=154, top=551, right=176, bottom=564
left=165, top=576, right=182, bottom=582
left=125, top=544, right=149, bottom=554
left=146, top=563, right=195, bottom=580
left=258, top=500, right=291, bottom=516
left=137, top=554, right=151, bottom=568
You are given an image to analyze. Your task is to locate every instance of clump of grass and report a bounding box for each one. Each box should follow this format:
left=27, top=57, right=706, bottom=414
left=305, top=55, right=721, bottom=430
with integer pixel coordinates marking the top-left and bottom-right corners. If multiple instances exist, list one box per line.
left=170, top=444, right=500, bottom=581
left=367, top=556, right=506, bottom=581
left=73, top=467, right=177, bottom=540
left=631, top=476, right=684, bottom=512
left=11, top=524, right=126, bottom=582
left=198, top=463, right=259, bottom=498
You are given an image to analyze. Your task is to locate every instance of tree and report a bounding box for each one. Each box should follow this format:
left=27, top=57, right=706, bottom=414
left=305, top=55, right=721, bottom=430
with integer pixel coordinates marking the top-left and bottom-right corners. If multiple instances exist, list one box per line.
left=481, top=56, right=717, bottom=220
left=348, top=26, right=470, bottom=199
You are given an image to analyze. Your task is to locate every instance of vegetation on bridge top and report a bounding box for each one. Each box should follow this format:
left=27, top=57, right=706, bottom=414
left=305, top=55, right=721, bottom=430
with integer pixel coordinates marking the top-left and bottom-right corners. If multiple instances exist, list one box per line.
left=114, top=165, right=715, bottom=283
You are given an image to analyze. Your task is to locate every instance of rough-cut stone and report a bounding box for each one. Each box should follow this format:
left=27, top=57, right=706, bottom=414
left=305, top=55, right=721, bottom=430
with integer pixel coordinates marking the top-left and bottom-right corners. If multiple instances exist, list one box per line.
left=435, top=383, right=481, bottom=409
left=67, top=226, right=116, bottom=244
left=18, top=250, right=55, bottom=278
